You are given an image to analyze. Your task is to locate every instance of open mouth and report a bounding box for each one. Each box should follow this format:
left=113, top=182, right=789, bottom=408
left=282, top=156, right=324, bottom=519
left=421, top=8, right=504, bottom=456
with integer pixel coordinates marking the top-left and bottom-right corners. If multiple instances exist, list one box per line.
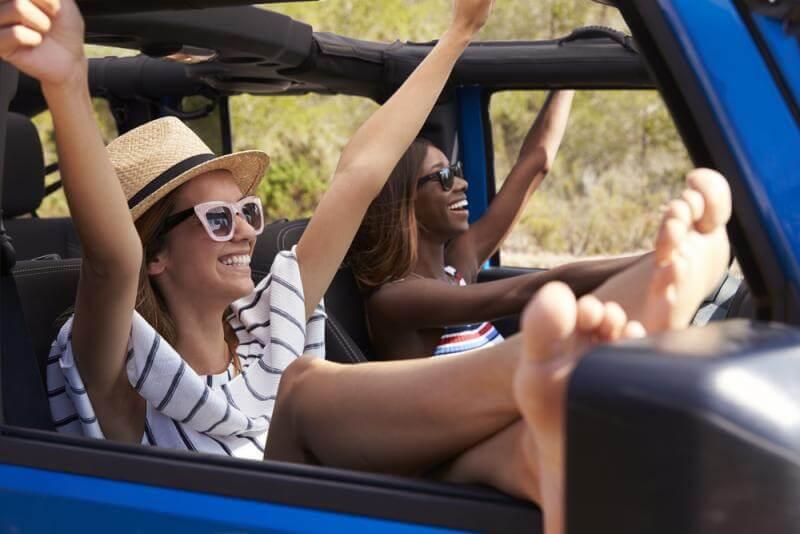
left=219, top=254, right=252, bottom=267
left=448, top=199, right=469, bottom=211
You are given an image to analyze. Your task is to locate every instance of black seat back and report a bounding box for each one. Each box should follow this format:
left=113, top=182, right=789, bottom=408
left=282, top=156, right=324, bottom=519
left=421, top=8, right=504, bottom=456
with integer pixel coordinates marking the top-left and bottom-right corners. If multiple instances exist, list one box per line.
left=13, top=259, right=81, bottom=384
left=252, top=219, right=372, bottom=363
left=6, top=258, right=81, bottom=430
left=2, top=113, right=81, bottom=260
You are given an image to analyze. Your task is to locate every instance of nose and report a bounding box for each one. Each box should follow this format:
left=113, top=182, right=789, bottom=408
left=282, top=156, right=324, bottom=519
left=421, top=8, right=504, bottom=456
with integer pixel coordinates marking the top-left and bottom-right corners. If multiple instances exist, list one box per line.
left=455, top=176, right=468, bottom=192
left=232, top=212, right=257, bottom=243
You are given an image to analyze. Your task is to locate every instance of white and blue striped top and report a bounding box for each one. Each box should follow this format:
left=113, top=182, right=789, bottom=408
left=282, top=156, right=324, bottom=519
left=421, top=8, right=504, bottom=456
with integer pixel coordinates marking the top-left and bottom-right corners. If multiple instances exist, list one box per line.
left=46, top=247, right=326, bottom=460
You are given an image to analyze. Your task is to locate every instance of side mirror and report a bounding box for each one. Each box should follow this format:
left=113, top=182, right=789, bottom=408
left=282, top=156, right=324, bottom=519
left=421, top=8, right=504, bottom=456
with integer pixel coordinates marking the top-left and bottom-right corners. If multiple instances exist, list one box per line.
left=567, top=320, right=800, bottom=533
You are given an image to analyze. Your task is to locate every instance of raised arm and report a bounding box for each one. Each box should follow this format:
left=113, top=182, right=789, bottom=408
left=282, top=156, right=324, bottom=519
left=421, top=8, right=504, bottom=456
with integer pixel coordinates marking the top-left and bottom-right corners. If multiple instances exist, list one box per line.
left=448, top=90, right=574, bottom=279
left=296, top=0, right=494, bottom=319
left=2, top=1, right=142, bottom=425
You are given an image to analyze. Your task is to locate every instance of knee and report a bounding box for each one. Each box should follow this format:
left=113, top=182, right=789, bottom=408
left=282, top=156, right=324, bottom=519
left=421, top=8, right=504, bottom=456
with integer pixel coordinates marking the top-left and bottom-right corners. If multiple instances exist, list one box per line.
left=275, top=355, right=323, bottom=415
left=268, top=356, right=325, bottom=460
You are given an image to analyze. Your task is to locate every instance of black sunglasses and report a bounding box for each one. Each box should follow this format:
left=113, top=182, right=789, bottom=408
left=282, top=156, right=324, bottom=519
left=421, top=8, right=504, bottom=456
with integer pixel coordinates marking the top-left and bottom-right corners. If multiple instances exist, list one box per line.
left=416, top=162, right=463, bottom=191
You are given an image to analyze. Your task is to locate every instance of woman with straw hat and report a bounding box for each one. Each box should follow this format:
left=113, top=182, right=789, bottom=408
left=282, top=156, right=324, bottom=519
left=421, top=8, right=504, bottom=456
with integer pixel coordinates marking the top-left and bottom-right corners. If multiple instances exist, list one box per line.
left=4, top=0, right=542, bottom=485
left=2, top=1, right=734, bottom=532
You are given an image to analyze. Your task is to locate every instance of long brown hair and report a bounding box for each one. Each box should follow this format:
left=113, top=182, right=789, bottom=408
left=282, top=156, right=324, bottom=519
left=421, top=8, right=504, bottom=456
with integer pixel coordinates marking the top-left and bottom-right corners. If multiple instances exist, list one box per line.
left=349, top=138, right=432, bottom=291
left=135, top=191, right=242, bottom=372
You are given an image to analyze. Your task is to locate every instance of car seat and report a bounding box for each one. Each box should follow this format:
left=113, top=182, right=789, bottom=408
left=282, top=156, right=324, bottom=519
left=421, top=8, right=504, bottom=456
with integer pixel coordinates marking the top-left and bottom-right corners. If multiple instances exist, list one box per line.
left=251, top=219, right=372, bottom=363
left=1, top=113, right=81, bottom=261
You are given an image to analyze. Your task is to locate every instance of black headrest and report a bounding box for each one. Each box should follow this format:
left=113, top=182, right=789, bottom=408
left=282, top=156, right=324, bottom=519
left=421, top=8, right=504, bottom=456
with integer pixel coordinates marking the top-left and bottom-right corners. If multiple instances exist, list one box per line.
left=251, top=218, right=373, bottom=362
left=2, top=113, right=45, bottom=217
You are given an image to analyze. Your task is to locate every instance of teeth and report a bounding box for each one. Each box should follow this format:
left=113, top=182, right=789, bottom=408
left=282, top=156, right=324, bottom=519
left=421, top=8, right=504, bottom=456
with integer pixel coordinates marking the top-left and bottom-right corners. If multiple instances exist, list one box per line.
left=448, top=200, right=469, bottom=210
left=220, top=254, right=251, bottom=266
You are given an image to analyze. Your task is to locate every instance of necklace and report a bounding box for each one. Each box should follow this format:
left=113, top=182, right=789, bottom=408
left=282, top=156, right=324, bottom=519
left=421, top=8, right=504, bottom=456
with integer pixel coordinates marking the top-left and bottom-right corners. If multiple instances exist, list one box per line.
left=406, top=269, right=454, bottom=284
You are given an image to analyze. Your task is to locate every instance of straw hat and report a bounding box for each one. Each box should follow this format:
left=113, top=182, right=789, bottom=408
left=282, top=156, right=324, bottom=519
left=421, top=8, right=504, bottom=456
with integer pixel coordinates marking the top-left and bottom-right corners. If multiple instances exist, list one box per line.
left=108, top=117, right=270, bottom=220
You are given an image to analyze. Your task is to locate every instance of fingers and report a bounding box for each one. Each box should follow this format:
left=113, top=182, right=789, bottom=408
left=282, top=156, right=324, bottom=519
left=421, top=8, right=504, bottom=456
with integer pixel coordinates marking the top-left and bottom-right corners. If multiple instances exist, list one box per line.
left=0, top=24, right=41, bottom=57
left=29, top=0, right=60, bottom=17
left=0, top=0, right=59, bottom=60
left=0, top=0, right=52, bottom=33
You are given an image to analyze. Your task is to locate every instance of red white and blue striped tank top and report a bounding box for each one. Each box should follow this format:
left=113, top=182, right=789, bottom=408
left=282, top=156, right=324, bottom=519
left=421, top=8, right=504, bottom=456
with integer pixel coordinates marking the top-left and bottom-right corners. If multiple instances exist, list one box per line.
left=433, top=266, right=504, bottom=357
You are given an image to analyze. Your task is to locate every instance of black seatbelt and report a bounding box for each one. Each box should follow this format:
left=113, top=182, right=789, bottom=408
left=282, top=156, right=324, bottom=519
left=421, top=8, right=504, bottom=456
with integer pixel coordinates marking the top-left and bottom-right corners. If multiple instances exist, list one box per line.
left=0, top=61, right=53, bottom=430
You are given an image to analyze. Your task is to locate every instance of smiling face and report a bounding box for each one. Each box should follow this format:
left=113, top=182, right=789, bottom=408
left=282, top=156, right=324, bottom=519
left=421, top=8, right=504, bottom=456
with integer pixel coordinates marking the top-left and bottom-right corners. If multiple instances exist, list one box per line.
left=147, top=170, right=257, bottom=310
left=413, top=145, right=469, bottom=241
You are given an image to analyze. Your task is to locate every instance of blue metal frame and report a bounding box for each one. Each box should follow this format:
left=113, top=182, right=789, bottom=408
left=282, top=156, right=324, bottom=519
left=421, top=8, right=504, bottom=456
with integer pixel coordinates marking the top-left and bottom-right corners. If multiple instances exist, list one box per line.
left=456, top=86, right=490, bottom=226
left=0, top=464, right=456, bottom=533
left=750, top=13, right=800, bottom=115
left=659, top=0, right=800, bottom=296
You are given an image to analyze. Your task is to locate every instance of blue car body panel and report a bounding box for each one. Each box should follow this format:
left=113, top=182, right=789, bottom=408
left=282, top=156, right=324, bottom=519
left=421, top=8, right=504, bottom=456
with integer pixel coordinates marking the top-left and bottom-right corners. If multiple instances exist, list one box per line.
left=456, top=86, right=491, bottom=226
left=751, top=12, right=800, bottom=114
left=2, top=0, right=800, bottom=531
left=0, top=464, right=457, bottom=533
left=660, top=0, right=800, bottom=293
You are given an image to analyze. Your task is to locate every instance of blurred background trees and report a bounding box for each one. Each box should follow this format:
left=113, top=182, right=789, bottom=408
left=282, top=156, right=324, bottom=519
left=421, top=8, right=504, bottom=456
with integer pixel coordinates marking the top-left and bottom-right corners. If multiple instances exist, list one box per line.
left=35, top=0, right=691, bottom=263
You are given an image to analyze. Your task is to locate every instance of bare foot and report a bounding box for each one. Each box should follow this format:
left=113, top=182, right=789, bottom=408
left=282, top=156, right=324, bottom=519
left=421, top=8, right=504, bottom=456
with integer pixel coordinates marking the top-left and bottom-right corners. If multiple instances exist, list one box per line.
left=513, top=282, right=645, bottom=534
left=594, top=168, right=732, bottom=331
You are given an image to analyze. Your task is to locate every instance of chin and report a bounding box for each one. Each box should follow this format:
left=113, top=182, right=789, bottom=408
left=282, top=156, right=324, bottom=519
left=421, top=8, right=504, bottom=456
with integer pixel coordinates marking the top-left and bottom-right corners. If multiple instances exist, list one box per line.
left=228, top=279, right=255, bottom=300
left=449, top=223, right=470, bottom=236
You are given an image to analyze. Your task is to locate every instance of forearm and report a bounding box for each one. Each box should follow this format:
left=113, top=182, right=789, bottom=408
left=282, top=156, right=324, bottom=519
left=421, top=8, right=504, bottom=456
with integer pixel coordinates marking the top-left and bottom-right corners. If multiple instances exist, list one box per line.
left=515, top=89, right=575, bottom=173
left=43, top=73, right=142, bottom=275
left=463, top=91, right=575, bottom=264
left=333, top=27, right=473, bottom=196
left=551, top=253, right=649, bottom=297
left=499, top=254, right=649, bottom=313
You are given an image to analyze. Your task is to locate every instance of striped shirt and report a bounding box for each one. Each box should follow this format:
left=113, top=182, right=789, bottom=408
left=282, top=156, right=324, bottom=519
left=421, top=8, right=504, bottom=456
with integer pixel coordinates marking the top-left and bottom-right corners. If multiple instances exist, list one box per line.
left=46, top=247, right=326, bottom=459
left=433, top=266, right=504, bottom=356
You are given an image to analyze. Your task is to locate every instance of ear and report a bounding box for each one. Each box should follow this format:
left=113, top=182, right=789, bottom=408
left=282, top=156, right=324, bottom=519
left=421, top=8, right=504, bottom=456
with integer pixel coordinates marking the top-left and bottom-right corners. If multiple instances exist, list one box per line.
left=146, top=253, right=168, bottom=276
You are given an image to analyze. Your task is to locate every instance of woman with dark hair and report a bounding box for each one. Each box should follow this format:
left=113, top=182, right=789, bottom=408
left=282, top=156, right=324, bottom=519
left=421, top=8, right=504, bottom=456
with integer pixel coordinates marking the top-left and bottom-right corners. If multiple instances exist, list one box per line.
left=351, top=103, right=656, bottom=359
left=2, top=1, right=733, bottom=533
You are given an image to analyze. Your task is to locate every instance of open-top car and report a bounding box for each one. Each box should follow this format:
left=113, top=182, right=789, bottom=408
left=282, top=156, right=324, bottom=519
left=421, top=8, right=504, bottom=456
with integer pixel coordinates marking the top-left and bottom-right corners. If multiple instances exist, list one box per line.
left=0, top=0, right=798, bottom=532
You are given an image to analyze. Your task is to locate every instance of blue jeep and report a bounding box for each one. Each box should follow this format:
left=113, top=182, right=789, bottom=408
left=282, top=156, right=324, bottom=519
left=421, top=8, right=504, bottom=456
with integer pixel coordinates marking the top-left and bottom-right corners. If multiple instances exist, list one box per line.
left=0, top=0, right=798, bottom=532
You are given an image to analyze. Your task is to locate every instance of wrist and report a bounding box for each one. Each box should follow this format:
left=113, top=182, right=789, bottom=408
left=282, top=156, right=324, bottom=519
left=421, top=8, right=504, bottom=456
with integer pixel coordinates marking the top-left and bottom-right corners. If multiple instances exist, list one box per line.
left=443, top=24, right=476, bottom=46
left=41, top=58, right=90, bottom=101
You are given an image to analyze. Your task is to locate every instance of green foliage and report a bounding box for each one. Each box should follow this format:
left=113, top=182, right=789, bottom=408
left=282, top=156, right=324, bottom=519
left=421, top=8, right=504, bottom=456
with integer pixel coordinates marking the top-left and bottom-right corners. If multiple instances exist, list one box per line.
left=34, top=2, right=691, bottom=261
left=491, top=90, right=690, bottom=258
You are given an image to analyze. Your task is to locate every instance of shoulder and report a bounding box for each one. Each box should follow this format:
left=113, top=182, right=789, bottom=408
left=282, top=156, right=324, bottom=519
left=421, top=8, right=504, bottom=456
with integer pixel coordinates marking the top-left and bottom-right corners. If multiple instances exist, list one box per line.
left=445, top=237, right=479, bottom=281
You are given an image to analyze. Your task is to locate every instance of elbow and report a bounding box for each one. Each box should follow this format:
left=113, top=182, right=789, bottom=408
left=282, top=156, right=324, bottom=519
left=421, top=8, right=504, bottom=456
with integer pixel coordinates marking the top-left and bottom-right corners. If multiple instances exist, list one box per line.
left=272, top=356, right=326, bottom=442
left=538, top=158, right=552, bottom=178
left=517, top=147, right=551, bottom=179
left=536, top=147, right=554, bottom=177
left=333, top=164, right=386, bottom=200
left=85, top=240, right=143, bottom=281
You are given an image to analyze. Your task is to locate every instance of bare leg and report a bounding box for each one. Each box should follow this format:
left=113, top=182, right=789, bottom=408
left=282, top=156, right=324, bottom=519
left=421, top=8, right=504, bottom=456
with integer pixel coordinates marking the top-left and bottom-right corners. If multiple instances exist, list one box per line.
left=512, top=284, right=646, bottom=533
left=593, top=168, right=732, bottom=330
left=514, top=169, right=732, bottom=534
left=267, top=336, right=522, bottom=476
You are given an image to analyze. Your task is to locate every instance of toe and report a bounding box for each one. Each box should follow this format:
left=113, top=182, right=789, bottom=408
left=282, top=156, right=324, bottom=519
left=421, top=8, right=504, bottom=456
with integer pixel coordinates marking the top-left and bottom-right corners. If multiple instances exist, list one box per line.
left=686, top=168, right=732, bottom=233
left=623, top=320, right=647, bottom=339
left=522, top=282, right=578, bottom=364
left=655, top=218, right=688, bottom=265
left=665, top=199, right=693, bottom=227
left=681, top=189, right=705, bottom=223
left=576, top=295, right=604, bottom=332
left=597, top=301, right=627, bottom=341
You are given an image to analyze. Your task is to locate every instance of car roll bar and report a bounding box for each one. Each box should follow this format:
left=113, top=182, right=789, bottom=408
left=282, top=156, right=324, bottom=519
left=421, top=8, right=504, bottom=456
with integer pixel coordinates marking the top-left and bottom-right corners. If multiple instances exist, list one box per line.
left=77, top=0, right=315, bottom=16
left=0, top=62, right=18, bottom=275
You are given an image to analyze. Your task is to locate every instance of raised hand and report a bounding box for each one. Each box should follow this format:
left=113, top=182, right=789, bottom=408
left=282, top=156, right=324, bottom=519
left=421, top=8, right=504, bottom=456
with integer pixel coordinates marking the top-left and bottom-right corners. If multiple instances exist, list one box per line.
left=451, top=0, right=495, bottom=36
left=0, top=0, right=86, bottom=88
